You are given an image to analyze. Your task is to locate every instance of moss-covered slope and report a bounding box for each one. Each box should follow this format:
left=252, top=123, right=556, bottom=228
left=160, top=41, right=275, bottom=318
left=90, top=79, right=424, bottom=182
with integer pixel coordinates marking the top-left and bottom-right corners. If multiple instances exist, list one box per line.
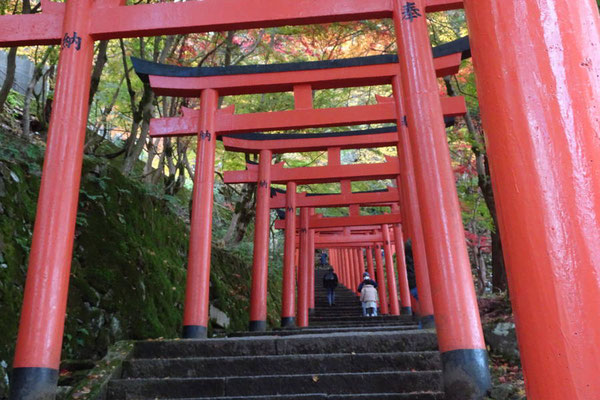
left=0, top=132, right=281, bottom=398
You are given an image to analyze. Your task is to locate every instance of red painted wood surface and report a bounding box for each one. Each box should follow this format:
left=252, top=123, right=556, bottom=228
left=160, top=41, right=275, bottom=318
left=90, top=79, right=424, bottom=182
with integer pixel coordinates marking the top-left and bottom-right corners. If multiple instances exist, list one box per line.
left=464, top=0, right=600, bottom=397
left=13, top=0, right=96, bottom=371
left=183, top=89, right=219, bottom=333
left=0, top=0, right=463, bottom=46
left=393, top=0, right=485, bottom=353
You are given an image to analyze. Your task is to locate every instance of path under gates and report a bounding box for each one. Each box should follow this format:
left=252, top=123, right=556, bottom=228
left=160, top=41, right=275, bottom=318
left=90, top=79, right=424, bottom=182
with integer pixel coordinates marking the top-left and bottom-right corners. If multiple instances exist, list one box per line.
left=106, top=268, right=443, bottom=399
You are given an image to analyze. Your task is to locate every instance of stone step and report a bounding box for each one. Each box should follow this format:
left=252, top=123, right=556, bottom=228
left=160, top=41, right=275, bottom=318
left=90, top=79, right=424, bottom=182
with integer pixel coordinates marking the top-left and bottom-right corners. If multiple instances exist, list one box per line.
left=148, top=393, right=444, bottom=400
left=229, top=325, right=419, bottom=337
left=309, top=318, right=413, bottom=324
left=107, top=370, right=442, bottom=399
left=306, top=323, right=418, bottom=329
left=309, top=316, right=408, bottom=322
left=132, top=331, right=438, bottom=359
left=123, top=351, right=441, bottom=379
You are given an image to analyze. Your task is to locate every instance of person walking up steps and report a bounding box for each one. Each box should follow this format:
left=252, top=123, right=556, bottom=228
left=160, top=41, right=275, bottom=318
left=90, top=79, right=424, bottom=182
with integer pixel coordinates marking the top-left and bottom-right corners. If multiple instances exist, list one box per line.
left=360, top=282, right=379, bottom=317
left=322, top=267, right=339, bottom=306
left=357, top=273, right=378, bottom=316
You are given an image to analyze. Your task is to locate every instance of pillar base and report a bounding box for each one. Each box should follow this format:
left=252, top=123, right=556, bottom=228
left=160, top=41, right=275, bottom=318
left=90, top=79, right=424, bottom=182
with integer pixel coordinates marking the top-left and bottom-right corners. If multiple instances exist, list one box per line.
left=281, top=317, right=296, bottom=329
left=249, top=320, right=267, bottom=332
left=401, top=307, right=413, bottom=315
left=441, top=349, right=491, bottom=400
left=420, top=314, right=435, bottom=329
left=10, top=367, right=58, bottom=400
left=182, top=325, right=207, bottom=339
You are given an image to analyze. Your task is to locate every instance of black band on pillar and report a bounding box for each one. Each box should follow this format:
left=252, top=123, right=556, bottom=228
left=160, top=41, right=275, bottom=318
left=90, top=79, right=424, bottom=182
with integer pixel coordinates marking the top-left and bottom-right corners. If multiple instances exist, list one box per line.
left=10, top=367, right=58, bottom=400
left=441, top=348, right=492, bottom=400
left=182, top=325, right=207, bottom=339
left=420, top=314, right=435, bottom=329
left=249, top=320, right=267, bottom=332
left=401, top=306, right=413, bottom=315
left=281, top=317, right=296, bottom=329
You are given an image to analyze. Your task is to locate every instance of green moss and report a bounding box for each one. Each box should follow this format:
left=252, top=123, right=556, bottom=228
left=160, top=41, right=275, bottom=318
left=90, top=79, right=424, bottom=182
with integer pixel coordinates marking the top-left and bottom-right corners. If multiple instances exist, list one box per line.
left=0, top=130, right=284, bottom=398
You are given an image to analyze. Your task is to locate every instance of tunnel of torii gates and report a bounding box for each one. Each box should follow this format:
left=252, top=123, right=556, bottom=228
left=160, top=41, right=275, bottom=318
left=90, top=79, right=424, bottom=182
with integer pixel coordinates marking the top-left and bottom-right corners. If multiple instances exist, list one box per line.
left=0, top=0, right=598, bottom=399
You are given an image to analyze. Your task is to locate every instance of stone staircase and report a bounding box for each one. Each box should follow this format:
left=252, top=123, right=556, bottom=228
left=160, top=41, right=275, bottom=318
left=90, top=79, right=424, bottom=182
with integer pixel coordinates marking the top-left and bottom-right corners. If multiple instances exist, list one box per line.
left=106, top=269, right=444, bottom=399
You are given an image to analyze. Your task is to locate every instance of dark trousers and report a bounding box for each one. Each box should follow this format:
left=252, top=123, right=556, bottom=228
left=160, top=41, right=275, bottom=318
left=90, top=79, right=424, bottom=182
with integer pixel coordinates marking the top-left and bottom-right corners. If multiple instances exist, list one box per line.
left=326, top=287, right=335, bottom=305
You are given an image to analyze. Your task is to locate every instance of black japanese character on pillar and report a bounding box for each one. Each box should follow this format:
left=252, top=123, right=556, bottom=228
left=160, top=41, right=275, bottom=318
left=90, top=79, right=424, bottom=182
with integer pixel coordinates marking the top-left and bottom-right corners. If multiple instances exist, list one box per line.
left=199, top=131, right=212, bottom=141
left=402, top=2, right=422, bottom=22
left=259, top=180, right=268, bottom=188
left=62, top=32, right=82, bottom=51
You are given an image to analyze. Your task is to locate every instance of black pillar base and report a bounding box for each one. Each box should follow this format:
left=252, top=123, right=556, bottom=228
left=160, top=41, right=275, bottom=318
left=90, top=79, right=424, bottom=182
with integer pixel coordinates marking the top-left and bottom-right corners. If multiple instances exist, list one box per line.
left=182, top=325, right=207, bottom=339
left=441, top=349, right=491, bottom=400
left=249, top=320, right=267, bottom=332
left=281, top=317, right=296, bottom=329
left=420, top=314, right=435, bottom=329
left=10, top=367, right=58, bottom=400
left=401, top=306, right=413, bottom=315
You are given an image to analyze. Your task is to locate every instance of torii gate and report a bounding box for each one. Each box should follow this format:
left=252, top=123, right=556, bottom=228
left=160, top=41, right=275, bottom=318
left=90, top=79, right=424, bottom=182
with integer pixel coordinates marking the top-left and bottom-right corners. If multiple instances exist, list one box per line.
left=1, top=2, right=474, bottom=398
left=10, top=0, right=586, bottom=397
left=222, top=133, right=407, bottom=327
left=227, top=126, right=439, bottom=327
left=136, top=46, right=468, bottom=333
left=271, top=185, right=405, bottom=327
left=135, top=30, right=489, bottom=395
left=275, top=212, right=408, bottom=320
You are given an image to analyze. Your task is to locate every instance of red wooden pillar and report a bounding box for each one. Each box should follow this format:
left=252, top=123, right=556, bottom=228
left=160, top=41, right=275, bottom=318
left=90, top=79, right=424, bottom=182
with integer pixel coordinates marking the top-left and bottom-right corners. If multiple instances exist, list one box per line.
left=464, top=1, right=600, bottom=398
left=392, top=223, right=412, bottom=315
left=296, top=208, right=310, bottom=327
left=392, top=0, right=490, bottom=396
left=183, top=88, right=219, bottom=339
left=249, top=149, right=272, bottom=331
left=331, top=249, right=338, bottom=271
left=374, top=244, right=389, bottom=315
left=281, top=181, right=297, bottom=328
left=342, top=248, right=350, bottom=287
left=392, top=197, right=434, bottom=326
left=382, top=224, right=401, bottom=316
left=308, top=209, right=316, bottom=314
left=366, top=247, right=376, bottom=278
left=357, top=248, right=366, bottom=280
left=352, top=247, right=360, bottom=293
left=11, top=1, right=96, bottom=397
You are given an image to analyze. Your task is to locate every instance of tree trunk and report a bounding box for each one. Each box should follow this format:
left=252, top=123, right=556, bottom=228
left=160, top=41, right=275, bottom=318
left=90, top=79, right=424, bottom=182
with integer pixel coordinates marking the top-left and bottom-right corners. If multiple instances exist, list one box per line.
left=222, top=182, right=257, bottom=244
left=0, top=0, right=32, bottom=112
left=22, top=47, right=53, bottom=136
left=0, top=47, right=17, bottom=112
left=444, top=76, right=508, bottom=292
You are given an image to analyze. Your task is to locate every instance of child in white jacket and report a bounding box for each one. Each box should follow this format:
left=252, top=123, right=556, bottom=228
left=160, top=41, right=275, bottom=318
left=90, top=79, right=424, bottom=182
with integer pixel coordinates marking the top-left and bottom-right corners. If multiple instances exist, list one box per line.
left=360, top=284, right=379, bottom=317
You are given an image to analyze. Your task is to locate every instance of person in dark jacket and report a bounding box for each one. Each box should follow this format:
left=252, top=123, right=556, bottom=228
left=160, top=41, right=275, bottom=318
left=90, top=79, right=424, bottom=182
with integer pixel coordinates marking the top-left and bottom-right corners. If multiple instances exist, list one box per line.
left=322, top=267, right=339, bottom=306
left=357, top=273, right=378, bottom=316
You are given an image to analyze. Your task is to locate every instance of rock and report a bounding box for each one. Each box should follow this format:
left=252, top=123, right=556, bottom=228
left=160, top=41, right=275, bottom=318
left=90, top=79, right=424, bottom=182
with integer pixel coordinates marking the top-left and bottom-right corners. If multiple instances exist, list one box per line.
left=489, top=383, right=524, bottom=400
left=0, top=360, right=9, bottom=399
left=210, top=305, right=230, bottom=329
left=484, top=322, right=520, bottom=364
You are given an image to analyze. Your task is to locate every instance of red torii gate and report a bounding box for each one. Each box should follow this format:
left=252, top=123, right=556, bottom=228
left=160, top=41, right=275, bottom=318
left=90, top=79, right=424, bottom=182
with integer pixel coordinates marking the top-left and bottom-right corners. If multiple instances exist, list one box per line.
left=222, top=131, right=409, bottom=327
left=277, top=213, right=408, bottom=318
left=136, top=14, right=491, bottom=395
left=0, top=0, right=488, bottom=397
left=139, top=43, right=467, bottom=334
left=13, top=0, right=600, bottom=398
